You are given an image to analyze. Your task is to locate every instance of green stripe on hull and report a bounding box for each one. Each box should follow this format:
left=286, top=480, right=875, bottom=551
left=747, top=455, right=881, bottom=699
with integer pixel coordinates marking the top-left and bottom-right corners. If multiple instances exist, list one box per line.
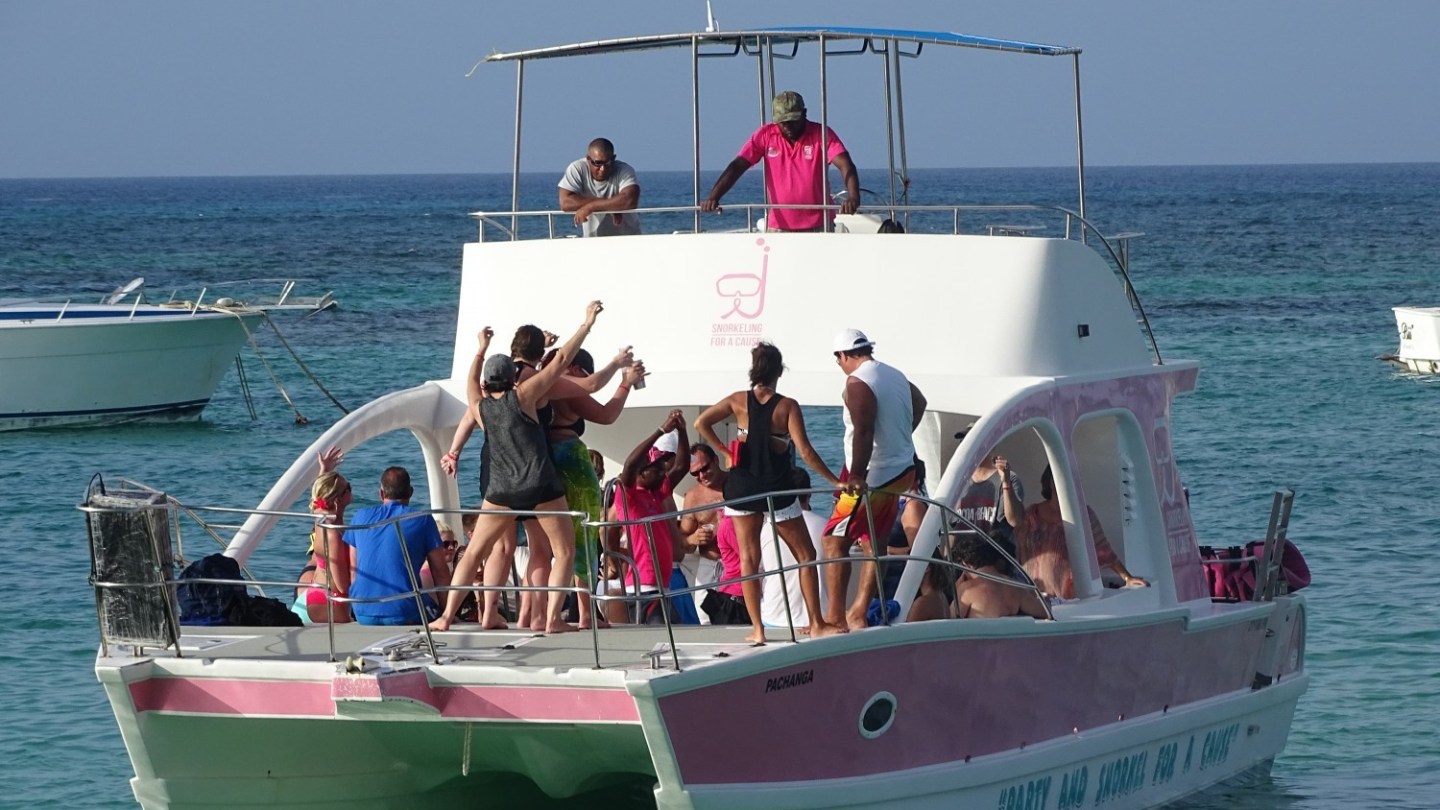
left=123, top=715, right=654, bottom=809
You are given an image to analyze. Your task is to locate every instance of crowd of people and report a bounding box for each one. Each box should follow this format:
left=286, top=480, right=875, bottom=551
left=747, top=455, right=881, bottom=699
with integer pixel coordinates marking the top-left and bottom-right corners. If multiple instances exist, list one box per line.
left=291, top=298, right=1145, bottom=638
left=288, top=84, right=1146, bottom=630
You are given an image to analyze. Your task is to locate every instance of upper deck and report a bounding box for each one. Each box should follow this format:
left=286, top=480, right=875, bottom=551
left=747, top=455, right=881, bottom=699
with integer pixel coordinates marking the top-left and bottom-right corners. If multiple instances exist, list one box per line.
left=450, top=22, right=1161, bottom=419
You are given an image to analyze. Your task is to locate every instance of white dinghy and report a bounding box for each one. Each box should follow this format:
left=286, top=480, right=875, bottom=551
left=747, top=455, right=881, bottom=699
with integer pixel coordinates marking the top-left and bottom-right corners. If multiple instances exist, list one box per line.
left=2, top=278, right=335, bottom=430
left=1385, top=305, right=1440, bottom=373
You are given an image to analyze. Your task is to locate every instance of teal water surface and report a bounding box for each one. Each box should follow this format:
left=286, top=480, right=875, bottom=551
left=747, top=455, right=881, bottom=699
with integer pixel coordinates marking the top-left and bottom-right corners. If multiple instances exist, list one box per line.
left=1, top=165, right=1437, bottom=808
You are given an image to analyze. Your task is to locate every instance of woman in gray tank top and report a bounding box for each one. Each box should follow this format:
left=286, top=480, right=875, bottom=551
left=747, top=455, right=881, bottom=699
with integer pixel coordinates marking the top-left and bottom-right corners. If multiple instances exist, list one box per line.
left=430, top=301, right=604, bottom=635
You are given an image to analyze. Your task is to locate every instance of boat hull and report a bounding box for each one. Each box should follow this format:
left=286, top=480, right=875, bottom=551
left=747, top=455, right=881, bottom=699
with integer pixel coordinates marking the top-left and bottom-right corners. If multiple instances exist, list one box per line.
left=116, top=716, right=653, bottom=809
left=0, top=309, right=259, bottom=430
left=95, top=597, right=1305, bottom=810
left=647, top=599, right=1305, bottom=809
left=672, top=678, right=1303, bottom=810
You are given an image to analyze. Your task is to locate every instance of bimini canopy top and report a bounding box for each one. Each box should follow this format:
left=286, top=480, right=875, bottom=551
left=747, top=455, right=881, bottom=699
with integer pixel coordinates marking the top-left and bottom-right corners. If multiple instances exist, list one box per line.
left=484, top=26, right=1080, bottom=63
left=480, top=24, right=1091, bottom=227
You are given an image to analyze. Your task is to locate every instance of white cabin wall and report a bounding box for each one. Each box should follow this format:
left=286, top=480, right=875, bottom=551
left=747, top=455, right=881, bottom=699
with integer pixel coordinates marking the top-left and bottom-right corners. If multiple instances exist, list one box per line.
left=454, top=234, right=1154, bottom=417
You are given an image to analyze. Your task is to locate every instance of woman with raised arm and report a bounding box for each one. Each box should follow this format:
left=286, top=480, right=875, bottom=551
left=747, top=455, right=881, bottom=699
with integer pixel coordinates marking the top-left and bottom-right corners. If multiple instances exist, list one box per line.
left=546, top=349, right=647, bottom=628
left=442, top=327, right=637, bottom=629
left=694, top=341, right=844, bottom=644
left=430, top=301, right=604, bottom=634
left=295, top=446, right=354, bottom=624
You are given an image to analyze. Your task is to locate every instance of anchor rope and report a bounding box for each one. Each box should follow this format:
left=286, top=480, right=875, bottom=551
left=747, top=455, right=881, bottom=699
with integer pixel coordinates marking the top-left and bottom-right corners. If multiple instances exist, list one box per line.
left=229, top=310, right=308, bottom=425
left=259, top=310, right=349, bottom=415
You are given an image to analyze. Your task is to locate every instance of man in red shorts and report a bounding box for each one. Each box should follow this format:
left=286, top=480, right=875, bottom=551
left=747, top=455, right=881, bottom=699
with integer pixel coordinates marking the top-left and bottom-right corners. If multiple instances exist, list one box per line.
left=822, top=328, right=927, bottom=630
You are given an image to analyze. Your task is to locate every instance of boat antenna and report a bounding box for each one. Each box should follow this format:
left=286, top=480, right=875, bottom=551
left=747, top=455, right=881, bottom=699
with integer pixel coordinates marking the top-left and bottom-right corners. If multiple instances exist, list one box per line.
left=705, top=0, right=719, bottom=32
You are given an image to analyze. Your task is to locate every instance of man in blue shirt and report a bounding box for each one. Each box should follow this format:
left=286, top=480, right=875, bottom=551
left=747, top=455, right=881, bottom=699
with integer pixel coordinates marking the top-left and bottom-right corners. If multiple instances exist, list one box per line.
left=343, top=466, right=451, bottom=625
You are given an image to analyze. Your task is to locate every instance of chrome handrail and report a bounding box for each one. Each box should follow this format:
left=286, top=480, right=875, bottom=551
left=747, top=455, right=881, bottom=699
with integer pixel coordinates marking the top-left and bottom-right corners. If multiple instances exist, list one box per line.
left=84, top=484, right=1056, bottom=667
left=474, top=202, right=1071, bottom=240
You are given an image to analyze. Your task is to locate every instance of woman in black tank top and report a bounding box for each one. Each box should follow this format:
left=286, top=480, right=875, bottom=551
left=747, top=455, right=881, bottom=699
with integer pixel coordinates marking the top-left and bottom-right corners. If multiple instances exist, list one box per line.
left=443, top=327, right=637, bottom=631
left=695, top=342, right=845, bottom=644
left=430, top=302, right=604, bottom=636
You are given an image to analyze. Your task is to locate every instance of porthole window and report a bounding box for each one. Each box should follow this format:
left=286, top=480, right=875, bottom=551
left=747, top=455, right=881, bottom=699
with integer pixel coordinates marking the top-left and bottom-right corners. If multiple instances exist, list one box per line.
left=859, top=691, right=897, bottom=739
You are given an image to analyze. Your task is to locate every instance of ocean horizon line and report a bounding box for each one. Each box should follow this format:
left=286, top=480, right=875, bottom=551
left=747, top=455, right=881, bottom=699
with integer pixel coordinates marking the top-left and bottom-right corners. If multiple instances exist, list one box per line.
left=3, top=160, right=1438, bottom=184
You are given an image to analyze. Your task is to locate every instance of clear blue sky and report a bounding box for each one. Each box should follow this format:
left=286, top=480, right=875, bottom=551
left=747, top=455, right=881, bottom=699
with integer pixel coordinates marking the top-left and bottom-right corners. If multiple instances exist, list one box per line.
left=2, top=0, right=1437, bottom=178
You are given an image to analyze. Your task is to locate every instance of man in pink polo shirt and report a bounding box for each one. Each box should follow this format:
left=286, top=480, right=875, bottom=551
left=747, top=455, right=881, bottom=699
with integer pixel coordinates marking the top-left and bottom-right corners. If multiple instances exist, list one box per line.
left=700, top=91, right=861, bottom=232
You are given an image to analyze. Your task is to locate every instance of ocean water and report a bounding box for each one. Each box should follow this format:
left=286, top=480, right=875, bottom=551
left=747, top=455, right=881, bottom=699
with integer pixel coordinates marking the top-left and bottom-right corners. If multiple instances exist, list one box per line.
left=1, top=164, right=1438, bottom=808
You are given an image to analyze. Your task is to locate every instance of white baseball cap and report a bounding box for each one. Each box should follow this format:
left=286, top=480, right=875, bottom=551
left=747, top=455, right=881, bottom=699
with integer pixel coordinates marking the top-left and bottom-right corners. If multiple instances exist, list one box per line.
left=653, top=430, right=679, bottom=454
left=832, top=328, right=875, bottom=354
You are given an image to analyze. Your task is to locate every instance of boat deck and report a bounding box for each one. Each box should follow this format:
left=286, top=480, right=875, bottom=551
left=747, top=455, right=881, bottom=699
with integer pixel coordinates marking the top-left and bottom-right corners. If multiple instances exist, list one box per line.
left=149, top=621, right=795, bottom=675
left=116, top=583, right=1250, bottom=677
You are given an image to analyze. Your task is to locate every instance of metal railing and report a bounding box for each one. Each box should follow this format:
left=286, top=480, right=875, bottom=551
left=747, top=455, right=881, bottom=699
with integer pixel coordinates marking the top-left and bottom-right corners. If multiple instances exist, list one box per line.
left=475, top=202, right=1084, bottom=242
left=84, top=483, right=1055, bottom=671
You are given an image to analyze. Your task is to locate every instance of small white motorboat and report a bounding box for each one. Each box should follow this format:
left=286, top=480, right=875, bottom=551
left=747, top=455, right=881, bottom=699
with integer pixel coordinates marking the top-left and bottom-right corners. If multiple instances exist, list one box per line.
left=0, top=278, right=334, bottom=430
left=83, top=24, right=1308, bottom=810
left=1385, top=306, right=1440, bottom=373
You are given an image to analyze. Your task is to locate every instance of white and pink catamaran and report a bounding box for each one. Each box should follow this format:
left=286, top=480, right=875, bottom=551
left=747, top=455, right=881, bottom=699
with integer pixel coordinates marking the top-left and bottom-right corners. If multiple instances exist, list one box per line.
left=85, top=25, right=1307, bottom=810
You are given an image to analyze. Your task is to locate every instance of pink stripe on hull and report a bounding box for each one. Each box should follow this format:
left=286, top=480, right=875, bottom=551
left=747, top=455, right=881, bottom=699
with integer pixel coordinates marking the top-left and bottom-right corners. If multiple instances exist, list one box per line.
left=659, top=618, right=1266, bottom=785
left=440, top=685, right=640, bottom=722
left=129, top=678, right=335, bottom=717
left=127, top=676, right=639, bottom=723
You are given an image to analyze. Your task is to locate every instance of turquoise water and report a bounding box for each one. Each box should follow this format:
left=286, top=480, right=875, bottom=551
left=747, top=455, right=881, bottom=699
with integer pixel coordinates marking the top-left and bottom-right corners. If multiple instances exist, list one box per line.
left=2, top=165, right=1438, bottom=808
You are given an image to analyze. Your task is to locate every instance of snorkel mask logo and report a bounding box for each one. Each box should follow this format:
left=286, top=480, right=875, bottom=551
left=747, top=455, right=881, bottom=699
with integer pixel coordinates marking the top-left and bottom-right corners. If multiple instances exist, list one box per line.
left=715, top=237, right=769, bottom=320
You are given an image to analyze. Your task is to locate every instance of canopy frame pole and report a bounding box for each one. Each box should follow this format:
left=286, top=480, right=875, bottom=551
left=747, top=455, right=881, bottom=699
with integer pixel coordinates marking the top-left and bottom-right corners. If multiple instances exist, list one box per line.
left=510, top=60, right=525, bottom=240
left=893, top=43, right=912, bottom=228
left=692, top=36, right=702, bottom=234
left=764, top=38, right=777, bottom=216
left=818, top=33, right=830, bottom=231
left=881, top=38, right=897, bottom=215
left=1072, top=52, right=1087, bottom=234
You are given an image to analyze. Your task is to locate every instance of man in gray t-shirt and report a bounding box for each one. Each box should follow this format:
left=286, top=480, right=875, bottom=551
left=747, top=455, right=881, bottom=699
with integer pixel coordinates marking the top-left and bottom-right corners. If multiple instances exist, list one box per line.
left=558, top=138, right=641, bottom=237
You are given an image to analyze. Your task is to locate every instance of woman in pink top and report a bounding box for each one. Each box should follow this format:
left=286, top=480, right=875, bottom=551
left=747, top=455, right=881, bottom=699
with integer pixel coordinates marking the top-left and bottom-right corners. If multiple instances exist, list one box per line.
left=298, top=446, right=354, bottom=624
left=700, top=516, right=748, bottom=624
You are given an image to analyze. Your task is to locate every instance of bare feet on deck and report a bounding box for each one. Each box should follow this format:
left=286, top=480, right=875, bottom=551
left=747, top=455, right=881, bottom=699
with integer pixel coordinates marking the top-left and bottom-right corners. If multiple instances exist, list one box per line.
left=479, top=614, right=509, bottom=630
left=845, top=610, right=869, bottom=632
left=744, top=629, right=768, bottom=645
left=809, top=622, right=847, bottom=637
left=578, top=616, right=610, bottom=630
left=545, top=621, right=577, bottom=635
left=428, top=616, right=453, bottom=632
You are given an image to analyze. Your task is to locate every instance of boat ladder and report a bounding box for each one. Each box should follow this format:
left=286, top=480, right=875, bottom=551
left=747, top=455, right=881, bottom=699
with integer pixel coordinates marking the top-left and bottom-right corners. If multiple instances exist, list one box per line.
left=1254, top=488, right=1295, bottom=601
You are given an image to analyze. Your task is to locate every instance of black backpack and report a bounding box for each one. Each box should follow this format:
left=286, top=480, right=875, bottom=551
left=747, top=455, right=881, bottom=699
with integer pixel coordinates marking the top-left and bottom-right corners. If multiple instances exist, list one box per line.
left=233, top=593, right=304, bottom=627
left=177, top=554, right=246, bottom=626
left=177, top=553, right=302, bottom=627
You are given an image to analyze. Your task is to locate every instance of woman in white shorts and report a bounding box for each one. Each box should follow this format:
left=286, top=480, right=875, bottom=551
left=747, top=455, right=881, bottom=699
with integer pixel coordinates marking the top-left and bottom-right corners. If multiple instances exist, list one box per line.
left=695, top=342, right=845, bottom=644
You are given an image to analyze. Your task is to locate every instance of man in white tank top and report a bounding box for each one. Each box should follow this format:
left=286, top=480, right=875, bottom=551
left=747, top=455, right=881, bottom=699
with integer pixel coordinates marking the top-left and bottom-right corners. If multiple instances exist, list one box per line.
left=822, top=328, right=928, bottom=631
